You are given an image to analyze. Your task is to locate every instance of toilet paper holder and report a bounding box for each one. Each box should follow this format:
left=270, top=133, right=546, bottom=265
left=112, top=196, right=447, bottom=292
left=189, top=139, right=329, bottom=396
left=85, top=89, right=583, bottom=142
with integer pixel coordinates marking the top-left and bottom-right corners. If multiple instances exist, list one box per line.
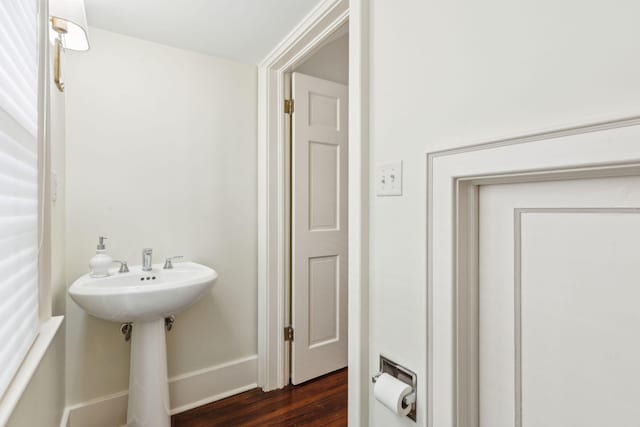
left=372, top=355, right=417, bottom=421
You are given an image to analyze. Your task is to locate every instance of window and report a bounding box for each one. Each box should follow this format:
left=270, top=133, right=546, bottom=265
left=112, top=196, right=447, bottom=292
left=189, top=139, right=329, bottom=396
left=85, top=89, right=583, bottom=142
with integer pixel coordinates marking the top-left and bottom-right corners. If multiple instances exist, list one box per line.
left=0, top=0, right=41, bottom=398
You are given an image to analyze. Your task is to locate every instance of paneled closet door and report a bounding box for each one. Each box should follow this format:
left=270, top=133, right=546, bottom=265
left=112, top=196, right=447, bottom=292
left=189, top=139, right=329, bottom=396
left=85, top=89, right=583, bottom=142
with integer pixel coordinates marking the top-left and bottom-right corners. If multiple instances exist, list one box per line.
left=479, top=175, right=640, bottom=427
left=291, top=72, right=348, bottom=385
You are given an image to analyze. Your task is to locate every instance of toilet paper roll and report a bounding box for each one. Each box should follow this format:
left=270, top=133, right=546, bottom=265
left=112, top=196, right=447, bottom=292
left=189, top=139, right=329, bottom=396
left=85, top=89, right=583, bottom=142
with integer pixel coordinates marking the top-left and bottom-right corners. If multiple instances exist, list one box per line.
left=374, top=373, right=413, bottom=416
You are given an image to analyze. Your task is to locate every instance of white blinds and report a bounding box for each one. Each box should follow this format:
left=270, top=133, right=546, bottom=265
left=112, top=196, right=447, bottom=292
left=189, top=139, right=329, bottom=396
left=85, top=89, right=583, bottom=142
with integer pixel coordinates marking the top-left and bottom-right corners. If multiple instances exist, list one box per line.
left=0, top=0, right=40, bottom=399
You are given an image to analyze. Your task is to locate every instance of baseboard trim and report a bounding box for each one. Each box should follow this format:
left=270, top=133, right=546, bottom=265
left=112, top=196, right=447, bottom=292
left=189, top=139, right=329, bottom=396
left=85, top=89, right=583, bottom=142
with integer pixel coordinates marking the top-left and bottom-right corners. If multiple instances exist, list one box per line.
left=59, top=406, right=69, bottom=427
left=170, top=383, right=256, bottom=415
left=169, top=355, right=258, bottom=415
left=64, top=355, right=258, bottom=427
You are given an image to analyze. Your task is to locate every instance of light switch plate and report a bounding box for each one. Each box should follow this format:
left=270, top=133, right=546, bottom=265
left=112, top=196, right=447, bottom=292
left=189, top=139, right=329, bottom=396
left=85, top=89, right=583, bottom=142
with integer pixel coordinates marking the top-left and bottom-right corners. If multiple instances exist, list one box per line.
left=376, top=161, right=403, bottom=196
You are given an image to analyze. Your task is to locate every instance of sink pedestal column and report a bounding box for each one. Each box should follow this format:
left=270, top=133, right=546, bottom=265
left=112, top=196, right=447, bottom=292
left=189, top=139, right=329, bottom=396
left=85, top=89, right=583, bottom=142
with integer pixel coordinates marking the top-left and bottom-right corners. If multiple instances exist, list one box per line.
left=127, top=319, right=170, bottom=427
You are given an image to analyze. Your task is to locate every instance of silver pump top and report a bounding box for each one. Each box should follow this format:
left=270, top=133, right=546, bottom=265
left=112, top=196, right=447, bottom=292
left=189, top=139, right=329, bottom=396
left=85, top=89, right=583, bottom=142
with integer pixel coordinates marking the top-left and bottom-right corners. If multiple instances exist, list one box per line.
left=97, top=236, right=107, bottom=250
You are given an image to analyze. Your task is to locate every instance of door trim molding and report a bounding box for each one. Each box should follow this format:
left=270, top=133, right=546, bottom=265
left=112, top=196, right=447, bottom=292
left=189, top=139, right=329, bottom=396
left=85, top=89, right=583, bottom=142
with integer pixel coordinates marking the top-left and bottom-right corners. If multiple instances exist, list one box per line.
left=427, top=116, right=640, bottom=427
left=257, top=0, right=369, bottom=424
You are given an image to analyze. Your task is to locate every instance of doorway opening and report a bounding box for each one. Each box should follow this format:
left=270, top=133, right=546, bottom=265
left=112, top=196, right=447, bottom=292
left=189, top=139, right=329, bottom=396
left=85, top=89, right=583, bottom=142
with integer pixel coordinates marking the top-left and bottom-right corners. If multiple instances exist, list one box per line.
left=257, top=0, right=368, bottom=422
left=284, top=25, right=349, bottom=385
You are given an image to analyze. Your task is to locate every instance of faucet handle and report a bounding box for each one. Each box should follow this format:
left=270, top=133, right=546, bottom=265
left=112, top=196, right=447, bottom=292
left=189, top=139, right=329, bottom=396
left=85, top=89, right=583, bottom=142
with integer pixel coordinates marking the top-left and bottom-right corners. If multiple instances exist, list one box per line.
left=112, top=260, right=129, bottom=273
left=163, top=256, right=183, bottom=269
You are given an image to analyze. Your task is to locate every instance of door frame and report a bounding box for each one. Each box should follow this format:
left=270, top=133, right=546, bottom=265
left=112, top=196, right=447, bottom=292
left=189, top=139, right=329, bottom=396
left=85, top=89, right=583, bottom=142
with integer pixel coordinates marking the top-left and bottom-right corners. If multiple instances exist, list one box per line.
left=426, top=116, right=640, bottom=427
left=257, top=0, right=369, bottom=424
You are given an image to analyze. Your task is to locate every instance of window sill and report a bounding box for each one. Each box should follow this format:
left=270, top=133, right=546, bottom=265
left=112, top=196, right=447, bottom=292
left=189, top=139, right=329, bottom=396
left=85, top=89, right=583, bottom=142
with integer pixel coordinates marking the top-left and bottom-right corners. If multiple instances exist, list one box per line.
left=0, top=316, right=64, bottom=426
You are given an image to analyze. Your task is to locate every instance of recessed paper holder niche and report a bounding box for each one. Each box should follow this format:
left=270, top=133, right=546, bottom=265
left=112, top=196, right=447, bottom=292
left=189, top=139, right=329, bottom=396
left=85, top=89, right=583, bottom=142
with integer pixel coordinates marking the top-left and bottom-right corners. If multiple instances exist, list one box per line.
left=372, top=355, right=417, bottom=421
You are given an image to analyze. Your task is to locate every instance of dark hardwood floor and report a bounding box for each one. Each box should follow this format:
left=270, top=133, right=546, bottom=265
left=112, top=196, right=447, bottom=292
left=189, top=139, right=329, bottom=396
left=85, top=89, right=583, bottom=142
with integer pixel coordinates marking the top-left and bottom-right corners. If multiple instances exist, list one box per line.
left=171, top=369, right=347, bottom=427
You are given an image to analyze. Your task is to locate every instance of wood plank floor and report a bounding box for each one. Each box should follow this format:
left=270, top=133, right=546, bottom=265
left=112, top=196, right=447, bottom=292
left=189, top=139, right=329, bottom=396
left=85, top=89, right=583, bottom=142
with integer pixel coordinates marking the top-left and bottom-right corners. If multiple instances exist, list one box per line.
left=171, top=369, right=347, bottom=427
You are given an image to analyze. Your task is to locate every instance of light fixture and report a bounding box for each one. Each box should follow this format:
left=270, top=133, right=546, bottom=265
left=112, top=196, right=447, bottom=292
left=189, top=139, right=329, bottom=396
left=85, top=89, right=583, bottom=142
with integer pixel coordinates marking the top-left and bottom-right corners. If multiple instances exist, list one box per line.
left=49, top=0, right=90, bottom=92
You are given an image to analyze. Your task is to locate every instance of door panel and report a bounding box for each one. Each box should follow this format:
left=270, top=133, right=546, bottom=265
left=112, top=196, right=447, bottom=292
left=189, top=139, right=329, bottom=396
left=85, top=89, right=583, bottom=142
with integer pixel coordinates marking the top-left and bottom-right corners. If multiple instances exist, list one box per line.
left=479, top=176, right=640, bottom=427
left=291, top=72, right=348, bottom=385
left=309, top=255, right=339, bottom=347
left=309, top=141, right=339, bottom=230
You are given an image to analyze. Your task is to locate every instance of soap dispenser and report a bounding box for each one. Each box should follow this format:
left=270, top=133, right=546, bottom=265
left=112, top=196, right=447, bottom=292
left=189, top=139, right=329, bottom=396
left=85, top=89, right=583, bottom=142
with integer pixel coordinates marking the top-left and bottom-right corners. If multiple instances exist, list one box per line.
left=89, top=236, right=112, bottom=277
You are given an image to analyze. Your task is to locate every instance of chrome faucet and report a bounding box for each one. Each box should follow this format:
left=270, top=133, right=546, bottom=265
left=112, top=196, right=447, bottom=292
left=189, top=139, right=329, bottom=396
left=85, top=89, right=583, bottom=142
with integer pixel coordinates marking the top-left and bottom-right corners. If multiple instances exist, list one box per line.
left=142, top=248, right=153, bottom=271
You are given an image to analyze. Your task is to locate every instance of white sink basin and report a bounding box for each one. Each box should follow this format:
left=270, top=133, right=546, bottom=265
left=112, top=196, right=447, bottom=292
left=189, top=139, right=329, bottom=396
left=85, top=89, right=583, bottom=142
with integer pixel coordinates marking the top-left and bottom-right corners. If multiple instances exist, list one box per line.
left=68, top=261, right=218, bottom=427
left=69, top=262, right=218, bottom=322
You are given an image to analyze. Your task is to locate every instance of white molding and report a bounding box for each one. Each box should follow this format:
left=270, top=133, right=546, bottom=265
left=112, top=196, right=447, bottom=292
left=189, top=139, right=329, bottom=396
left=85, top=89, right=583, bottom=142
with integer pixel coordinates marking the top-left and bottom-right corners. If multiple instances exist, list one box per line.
left=169, top=355, right=257, bottom=414
left=257, top=0, right=369, bottom=423
left=347, top=0, right=370, bottom=425
left=0, top=316, right=64, bottom=427
left=65, top=355, right=257, bottom=427
left=66, top=391, right=128, bottom=427
left=258, top=0, right=346, bottom=69
left=59, top=407, right=70, bottom=427
left=427, top=117, right=640, bottom=427
left=428, top=115, right=640, bottom=159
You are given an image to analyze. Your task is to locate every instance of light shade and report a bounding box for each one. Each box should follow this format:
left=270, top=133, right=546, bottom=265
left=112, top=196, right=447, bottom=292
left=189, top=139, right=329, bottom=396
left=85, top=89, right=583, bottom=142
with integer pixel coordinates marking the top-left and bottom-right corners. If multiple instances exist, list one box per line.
left=49, top=0, right=90, bottom=51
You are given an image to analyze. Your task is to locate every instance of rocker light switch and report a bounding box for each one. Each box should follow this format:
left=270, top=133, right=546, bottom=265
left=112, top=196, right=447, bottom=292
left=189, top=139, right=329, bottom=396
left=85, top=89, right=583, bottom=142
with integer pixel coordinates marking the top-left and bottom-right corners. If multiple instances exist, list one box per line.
left=376, top=161, right=403, bottom=196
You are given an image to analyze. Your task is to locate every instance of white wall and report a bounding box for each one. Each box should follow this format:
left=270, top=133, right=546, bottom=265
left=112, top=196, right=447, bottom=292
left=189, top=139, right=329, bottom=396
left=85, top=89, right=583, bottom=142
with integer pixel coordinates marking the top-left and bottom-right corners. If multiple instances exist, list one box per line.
left=295, top=33, right=349, bottom=84
left=64, top=28, right=257, bottom=406
left=368, top=0, right=640, bottom=425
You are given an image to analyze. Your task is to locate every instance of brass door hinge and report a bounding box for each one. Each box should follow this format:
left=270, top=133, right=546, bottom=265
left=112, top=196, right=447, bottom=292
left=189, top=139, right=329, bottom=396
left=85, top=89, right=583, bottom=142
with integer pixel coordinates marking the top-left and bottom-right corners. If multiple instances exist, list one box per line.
left=284, top=326, right=294, bottom=341
left=284, top=99, right=294, bottom=115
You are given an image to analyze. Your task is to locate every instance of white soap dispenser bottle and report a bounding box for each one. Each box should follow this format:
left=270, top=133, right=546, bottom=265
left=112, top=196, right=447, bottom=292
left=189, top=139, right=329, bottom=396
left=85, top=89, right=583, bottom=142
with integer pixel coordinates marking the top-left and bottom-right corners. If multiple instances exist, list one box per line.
left=89, top=236, right=112, bottom=277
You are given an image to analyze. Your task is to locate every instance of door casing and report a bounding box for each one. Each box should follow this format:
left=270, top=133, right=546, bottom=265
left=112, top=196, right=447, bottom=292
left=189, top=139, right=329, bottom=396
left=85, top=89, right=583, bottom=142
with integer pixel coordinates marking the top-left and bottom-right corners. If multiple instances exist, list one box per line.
left=427, top=117, right=640, bottom=427
left=257, top=0, right=370, bottom=424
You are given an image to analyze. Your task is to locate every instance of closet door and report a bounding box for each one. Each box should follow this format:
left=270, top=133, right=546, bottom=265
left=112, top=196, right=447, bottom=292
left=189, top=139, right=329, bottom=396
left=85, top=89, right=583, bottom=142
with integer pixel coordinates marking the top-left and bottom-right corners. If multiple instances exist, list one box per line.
left=479, top=176, right=640, bottom=427
left=291, top=72, right=348, bottom=385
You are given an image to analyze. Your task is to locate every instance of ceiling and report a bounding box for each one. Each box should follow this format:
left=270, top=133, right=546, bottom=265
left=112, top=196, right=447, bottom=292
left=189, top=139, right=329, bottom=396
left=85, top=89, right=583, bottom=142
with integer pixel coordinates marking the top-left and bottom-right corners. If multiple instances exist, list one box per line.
left=83, top=0, right=324, bottom=64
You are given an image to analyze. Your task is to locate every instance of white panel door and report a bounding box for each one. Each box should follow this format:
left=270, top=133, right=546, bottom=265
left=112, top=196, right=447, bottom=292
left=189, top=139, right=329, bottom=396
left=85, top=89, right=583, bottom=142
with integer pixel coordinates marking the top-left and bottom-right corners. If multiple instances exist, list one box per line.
left=479, top=175, right=640, bottom=427
left=291, top=72, right=348, bottom=384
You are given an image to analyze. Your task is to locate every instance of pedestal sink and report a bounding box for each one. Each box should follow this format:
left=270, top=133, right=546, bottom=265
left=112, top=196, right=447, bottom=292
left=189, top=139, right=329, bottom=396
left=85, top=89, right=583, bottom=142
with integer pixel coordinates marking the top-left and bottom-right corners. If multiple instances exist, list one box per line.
left=69, top=262, right=218, bottom=427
